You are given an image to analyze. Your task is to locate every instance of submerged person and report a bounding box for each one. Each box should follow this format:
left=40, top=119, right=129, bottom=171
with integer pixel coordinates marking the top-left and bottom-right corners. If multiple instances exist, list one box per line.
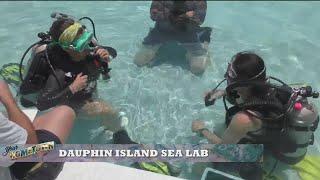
left=19, top=14, right=120, bottom=129
left=0, top=80, right=75, bottom=180
left=192, top=52, right=319, bottom=179
left=134, top=0, right=212, bottom=75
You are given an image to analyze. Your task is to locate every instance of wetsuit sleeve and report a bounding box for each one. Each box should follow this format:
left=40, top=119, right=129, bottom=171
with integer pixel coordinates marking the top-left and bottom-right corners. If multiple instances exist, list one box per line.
left=36, top=69, right=74, bottom=111
left=188, top=0, right=207, bottom=25
left=150, top=0, right=170, bottom=21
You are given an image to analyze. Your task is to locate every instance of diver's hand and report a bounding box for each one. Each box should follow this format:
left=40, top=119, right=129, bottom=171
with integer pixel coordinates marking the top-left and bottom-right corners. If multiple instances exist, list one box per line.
left=204, top=89, right=226, bottom=102
left=95, top=47, right=110, bottom=62
left=69, top=73, right=88, bottom=94
left=192, top=120, right=206, bottom=133
left=185, top=11, right=195, bottom=18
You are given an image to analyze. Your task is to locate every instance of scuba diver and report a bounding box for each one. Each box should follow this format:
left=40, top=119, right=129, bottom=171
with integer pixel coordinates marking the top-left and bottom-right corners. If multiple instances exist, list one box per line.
left=16, top=13, right=180, bottom=177
left=18, top=13, right=121, bottom=123
left=134, top=0, right=211, bottom=75
left=192, top=52, right=319, bottom=179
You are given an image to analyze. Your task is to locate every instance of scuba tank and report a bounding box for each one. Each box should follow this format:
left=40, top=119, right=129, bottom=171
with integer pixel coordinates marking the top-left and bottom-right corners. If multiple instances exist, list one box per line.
left=234, top=84, right=319, bottom=164
left=238, top=84, right=319, bottom=164
left=276, top=86, right=319, bottom=164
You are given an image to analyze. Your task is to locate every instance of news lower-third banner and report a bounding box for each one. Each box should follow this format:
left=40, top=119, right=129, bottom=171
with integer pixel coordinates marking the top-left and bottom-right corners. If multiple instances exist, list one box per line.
left=0, top=143, right=263, bottom=163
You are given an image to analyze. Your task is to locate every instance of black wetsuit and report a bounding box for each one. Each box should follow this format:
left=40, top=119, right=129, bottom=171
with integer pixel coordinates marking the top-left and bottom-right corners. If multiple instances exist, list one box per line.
left=20, top=45, right=102, bottom=111
left=144, top=0, right=211, bottom=45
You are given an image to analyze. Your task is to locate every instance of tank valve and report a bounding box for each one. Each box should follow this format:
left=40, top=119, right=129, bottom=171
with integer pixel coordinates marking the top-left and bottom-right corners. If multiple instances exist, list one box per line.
left=298, top=86, right=319, bottom=98
left=294, top=102, right=303, bottom=111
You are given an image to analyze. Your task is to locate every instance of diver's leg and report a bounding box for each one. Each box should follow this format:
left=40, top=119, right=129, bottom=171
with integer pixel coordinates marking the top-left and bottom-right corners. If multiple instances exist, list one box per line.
left=134, top=44, right=161, bottom=67
left=134, top=27, right=165, bottom=67
left=80, top=99, right=115, bottom=116
left=33, top=105, right=75, bottom=143
left=81, top=99, right=125, bottom=132
left=81, top=99, right=136, bottom=144
left=183, top=42, right=211, bottom=75
left=10, top=106, right=75, bottom=180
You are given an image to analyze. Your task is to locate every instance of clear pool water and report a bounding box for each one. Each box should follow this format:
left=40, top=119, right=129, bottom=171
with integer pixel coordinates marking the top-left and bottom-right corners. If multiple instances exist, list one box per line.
left=0, top=1, right=319, bottom=179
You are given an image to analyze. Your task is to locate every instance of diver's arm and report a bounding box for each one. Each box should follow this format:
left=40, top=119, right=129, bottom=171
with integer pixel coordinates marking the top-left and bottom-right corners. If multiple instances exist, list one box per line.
left=193, top=112, right=254, bottom=144
left=192, top=120, right=222, bottom=144
left=201, top=129, right=223, bottom=144
left=36, top=71, right=73, bottom=111
left=198, top=123, right=246, bottom=144
left=220, top=112, right=256, bottom=144
left=36, top=72, right=87, bottom=111
left=0, top=81, right=38, bottom=144
left=150, top=0, right=170, bottom=21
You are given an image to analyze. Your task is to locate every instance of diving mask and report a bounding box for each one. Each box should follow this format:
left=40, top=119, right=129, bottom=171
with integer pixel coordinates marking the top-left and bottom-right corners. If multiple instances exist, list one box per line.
left=224, top=58, right=266, bottom=85
left=71, top=31, right=93, bottom=52
left=58, top=22, right=93, bottom=52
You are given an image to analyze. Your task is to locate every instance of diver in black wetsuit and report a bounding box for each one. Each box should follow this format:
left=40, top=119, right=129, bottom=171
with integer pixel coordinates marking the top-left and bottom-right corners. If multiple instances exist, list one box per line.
left=134, top=0, right=211, bottom=75
left=16, top=12, right=182, bottom=178
left=21, top=18, right=108, bottom=110
left=20, top=15, right=122, bottom=132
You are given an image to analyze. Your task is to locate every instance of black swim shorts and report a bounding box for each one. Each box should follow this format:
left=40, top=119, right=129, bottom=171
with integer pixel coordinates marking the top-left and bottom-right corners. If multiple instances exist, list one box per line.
left=10, top=129, right=63, bottom=180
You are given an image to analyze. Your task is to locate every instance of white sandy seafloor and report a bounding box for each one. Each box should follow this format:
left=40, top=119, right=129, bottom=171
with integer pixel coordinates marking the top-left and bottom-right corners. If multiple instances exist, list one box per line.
left=0, top=1, right=319, bottom=180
